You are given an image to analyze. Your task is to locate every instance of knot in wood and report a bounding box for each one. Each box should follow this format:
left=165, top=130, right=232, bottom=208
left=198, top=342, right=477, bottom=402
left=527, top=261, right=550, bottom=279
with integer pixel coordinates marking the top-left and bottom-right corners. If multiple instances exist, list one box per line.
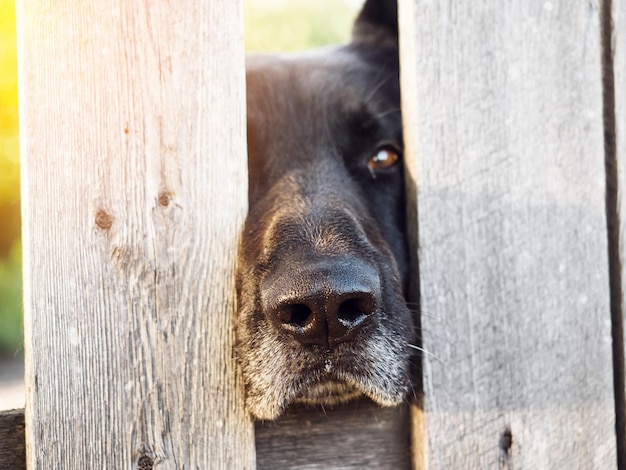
left=95, top=210, right=113, bottom=230
left=137, top=455, right=154, bottom=470
left=158, top=192, right=171, bottom=207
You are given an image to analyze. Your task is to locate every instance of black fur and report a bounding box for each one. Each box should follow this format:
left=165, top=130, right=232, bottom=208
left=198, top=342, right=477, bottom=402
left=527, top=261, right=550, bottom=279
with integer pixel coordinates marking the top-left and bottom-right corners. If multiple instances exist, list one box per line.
left=236, top=0, right=414, bottom=420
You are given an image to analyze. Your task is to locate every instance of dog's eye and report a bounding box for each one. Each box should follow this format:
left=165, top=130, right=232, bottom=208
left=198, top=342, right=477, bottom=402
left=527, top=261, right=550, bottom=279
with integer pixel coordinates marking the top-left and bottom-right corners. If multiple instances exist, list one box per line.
left=368, top=148, right=399, bottom=172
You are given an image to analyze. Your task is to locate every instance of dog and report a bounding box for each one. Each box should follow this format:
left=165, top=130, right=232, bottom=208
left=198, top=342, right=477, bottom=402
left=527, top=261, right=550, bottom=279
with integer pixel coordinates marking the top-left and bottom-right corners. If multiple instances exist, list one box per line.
left=236, top=0, right=415, bottom=420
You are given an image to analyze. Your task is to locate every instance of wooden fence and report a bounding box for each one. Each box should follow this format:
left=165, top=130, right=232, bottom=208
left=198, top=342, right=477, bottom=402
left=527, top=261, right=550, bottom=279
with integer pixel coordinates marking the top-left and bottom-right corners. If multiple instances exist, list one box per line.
left=1, top=0, right=624, bottom=468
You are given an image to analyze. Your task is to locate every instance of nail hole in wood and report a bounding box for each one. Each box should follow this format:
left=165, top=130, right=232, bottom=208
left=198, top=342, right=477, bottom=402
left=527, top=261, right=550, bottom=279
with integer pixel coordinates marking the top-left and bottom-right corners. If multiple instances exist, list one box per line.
left=499, top=427, right=513, bottom=462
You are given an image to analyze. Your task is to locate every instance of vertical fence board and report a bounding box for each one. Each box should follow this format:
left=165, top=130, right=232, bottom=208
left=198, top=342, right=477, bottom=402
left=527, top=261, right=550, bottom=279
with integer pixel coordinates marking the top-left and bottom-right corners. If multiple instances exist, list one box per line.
left=399, top=1, right=616, bottom=467
left=17, top=1, right=255, bottom=468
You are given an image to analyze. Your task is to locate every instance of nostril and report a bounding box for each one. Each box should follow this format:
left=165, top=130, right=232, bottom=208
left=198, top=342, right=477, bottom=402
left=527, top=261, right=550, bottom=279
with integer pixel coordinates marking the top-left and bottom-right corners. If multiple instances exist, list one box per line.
left=337, top=295, right=375, bottom=326
left=280, top=303, right=312, bottom=327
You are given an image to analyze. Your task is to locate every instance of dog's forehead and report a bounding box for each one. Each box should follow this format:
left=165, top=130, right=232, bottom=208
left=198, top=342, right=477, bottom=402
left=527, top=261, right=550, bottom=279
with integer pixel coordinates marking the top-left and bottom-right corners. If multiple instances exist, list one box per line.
left=245, top=49, right=388, bottom=125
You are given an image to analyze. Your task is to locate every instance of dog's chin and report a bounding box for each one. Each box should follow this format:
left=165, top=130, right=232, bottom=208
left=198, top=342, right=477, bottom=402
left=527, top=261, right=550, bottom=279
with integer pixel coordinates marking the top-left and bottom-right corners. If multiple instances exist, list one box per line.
left=246, top=371, right=410, bottom=421
left=293, top=380, right=363, bottom=406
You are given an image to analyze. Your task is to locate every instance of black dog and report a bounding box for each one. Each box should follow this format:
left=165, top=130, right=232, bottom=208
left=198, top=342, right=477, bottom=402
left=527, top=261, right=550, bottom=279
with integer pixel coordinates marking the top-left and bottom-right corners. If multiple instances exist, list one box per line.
left=236, top=0, right=414, bottom=420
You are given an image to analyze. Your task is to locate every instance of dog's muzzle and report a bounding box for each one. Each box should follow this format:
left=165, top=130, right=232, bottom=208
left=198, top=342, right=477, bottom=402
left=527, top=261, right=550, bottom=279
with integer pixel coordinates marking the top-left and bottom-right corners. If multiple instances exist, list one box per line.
left=236, top=179, right=413, bottom=420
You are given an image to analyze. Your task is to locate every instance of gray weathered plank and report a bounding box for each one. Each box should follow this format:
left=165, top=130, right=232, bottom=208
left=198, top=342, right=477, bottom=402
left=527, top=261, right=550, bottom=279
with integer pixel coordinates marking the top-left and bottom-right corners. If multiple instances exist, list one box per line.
left=0, top=409, right=25, bottom=470
left=611, top=0, right=626, bottom=465
left=17, top=1, right=255, bottom=468
left=399, top=0, right=616, bottom=467
left=255, top=400, right=411, bottom=470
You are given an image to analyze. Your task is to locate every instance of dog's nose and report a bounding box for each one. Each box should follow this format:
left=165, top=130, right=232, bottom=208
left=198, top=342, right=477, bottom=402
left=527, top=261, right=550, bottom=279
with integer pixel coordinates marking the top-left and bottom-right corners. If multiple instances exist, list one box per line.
left=261, top=258, right=380, bottom=349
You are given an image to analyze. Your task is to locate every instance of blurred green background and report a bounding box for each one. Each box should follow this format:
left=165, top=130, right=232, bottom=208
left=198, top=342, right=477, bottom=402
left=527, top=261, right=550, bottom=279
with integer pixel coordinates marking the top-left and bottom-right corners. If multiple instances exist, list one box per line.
left=0, top=0, right=21, bottom=356
left=0, top=0, right=357, bottom=355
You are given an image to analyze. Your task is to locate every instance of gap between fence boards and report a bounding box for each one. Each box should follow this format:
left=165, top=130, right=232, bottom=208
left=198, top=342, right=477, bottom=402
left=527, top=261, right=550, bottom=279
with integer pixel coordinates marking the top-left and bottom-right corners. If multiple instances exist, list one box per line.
left=0, top=408, right=26, bottom=470
left=601, top=0, right=626, bottom=467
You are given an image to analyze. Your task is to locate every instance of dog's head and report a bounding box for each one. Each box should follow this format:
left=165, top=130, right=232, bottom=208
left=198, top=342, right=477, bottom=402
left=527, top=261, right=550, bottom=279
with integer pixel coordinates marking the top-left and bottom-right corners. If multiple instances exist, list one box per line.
left=236, top=0, right=414, bottom=420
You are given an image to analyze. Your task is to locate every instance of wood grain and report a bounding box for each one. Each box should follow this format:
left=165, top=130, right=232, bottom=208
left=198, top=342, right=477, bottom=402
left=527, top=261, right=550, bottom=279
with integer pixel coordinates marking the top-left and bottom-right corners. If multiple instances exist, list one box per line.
left=17, top=1, right=255, bottom=468
left=0, top=409, right=25, bottom=470
left=399, top=0, right=617, bottom=467
left=255, top=399, right=410, bottom=470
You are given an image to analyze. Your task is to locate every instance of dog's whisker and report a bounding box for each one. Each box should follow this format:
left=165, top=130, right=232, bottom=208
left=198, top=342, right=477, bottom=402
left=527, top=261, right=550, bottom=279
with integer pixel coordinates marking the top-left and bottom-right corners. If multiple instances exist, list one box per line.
left=363, top=68, right=394, bottom=104
left=363, top=63, right=388, bottom=99
left=405, top=307, right=444, bottom=321
left=375, top=108, right=401, bottom=120
left=406, top=343, right=444, bottom=363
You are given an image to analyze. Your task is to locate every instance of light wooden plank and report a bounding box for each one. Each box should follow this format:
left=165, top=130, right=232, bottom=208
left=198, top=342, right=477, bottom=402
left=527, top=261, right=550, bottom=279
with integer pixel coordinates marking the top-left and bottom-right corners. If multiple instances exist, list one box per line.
left=255, top=400, right=410, bottom=470
left=611, top=0, right=626, bottom=464
left=399, top=0, right=616, bottom=467
left=17, top=1, right=255, bottom=468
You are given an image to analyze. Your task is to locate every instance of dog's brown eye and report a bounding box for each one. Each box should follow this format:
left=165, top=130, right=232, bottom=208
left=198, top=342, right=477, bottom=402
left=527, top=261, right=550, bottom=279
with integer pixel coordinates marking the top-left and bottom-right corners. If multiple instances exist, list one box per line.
left=368, top=148, right=399, bottom=171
